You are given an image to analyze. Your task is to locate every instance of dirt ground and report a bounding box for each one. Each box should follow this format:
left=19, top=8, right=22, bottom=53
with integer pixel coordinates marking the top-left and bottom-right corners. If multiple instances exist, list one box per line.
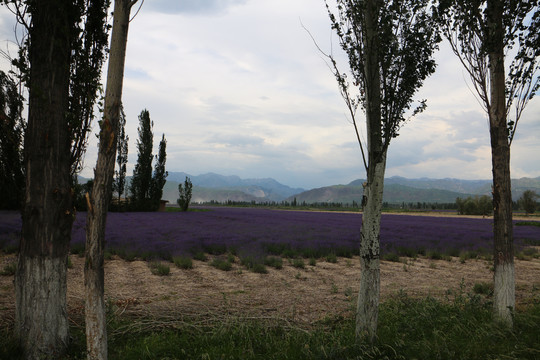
left=1, top=248, right=539, bottom=327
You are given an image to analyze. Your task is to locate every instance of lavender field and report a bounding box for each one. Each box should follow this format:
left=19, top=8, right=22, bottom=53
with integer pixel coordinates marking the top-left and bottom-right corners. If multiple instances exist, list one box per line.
left=1, top=207, right=539, bottom=260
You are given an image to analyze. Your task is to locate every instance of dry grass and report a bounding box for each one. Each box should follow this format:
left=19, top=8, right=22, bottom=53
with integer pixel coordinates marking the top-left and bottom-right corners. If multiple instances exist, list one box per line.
left=1, top=249, right=539, bottom=328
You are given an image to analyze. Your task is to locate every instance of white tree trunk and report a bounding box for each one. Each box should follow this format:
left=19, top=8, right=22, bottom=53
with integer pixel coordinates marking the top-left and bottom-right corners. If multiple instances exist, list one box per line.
left=493, top=261, right=515, bottom=323
left=356, top=154, right=386, bottom=341
left=16, top=256, right=69, bottom=359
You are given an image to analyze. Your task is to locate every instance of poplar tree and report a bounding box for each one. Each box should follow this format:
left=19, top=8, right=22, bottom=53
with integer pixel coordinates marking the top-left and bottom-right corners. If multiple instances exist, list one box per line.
left=1, top=0, right=110, bottom=357
left=13, top=1, right=80, bottom=357
left=130, top=109, right=154, bottom=209
left=114, top=104, right=129, bottom=203
left=84, top=1, right=139, bottom=357
left=325, top=0, right=441, bottom=341
left=437, top=0, right=540, bottom=326
left=150, top=134, right=168, bottom=210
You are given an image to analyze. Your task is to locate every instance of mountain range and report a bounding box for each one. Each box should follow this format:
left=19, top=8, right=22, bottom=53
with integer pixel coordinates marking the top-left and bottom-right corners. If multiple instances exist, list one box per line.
left=156, top=172, right=540, bottom=205
left=161, top=172, right=305, bottom=204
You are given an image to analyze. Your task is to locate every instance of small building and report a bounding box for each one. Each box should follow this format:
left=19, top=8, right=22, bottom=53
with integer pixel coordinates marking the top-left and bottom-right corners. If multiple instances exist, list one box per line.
left=158, top=200, right=169, bottom=212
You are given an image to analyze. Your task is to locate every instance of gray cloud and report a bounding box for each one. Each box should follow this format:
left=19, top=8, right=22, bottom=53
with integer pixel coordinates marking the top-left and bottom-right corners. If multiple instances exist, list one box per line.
left=144, top=0, right=248, bottom=15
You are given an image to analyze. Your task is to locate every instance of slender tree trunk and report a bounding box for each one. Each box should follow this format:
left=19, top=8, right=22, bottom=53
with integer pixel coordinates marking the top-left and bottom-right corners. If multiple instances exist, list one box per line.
left=357, top=154, right=385, bottom=342
left=85, top=1, right=136, bottom=359
left=15, top=1, right=75, bottom=358
left=487, top=0, right=514, bottom=326
left=356, top=0, right=383, bottom=342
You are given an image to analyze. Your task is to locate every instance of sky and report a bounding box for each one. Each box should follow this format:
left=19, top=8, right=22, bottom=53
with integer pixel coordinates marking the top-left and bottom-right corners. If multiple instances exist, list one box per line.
left=0, top=0, right=539, bottom=189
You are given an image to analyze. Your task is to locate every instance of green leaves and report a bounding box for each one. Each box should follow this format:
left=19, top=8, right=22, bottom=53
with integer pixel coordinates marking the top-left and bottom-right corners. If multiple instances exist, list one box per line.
left=327, top=0, right=442, bottom=149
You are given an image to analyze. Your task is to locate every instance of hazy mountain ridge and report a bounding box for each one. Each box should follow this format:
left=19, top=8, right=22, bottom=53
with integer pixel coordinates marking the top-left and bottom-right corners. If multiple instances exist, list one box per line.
left=161, top=172, right=305, bottom=204
left=84, top=173, right=540, bottom=205
left=294, top=176, right=540, bottom=205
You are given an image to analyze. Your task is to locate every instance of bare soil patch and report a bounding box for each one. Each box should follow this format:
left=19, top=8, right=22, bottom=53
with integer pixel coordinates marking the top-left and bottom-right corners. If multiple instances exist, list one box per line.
left=1, top=251, right=539, bottom=327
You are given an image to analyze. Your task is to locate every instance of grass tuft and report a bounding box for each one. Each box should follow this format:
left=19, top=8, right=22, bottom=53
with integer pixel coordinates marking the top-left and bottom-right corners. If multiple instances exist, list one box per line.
left=473, top=282, right=493, bottom=296
left=292, top=258, right=305, bottom=269
left=382, top=252, right=400, bottom=262
left=149, top=262, right=170, bottom=276
left=264, top=256, right=283, bottom=269
left=192, top=251, right=208, bottom=262
left=1, top=262, right=16, bottom=276
left=210, top=258, right=233, bottom=271
left=173, top=256, right=193, bottom=269
left=325, top=253, right=338, bottom=263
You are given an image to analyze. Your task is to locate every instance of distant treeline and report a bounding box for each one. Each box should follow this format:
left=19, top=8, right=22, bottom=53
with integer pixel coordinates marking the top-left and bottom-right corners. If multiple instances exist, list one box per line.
left=198, top=197, right=534, bottom=214
left=198, top=199, right=458, bottom=211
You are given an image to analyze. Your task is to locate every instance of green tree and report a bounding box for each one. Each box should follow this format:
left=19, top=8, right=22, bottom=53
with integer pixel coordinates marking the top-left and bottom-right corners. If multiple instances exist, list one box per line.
left=0, top=70, right=24, bottom=210
left=130, top=109, right=154, bottom=209
left=10, top=1, right=82, bottom=357
left=178, top=176, right=193, bottom=212
left=1, top=0, right=111, bottom=357
left=114, top=104, right=129, bottom=203
left=325, top=0, right=441, bottom=340
left=519, top=190, right=538, bottom=215
left=150, top=134, right=168, bottom=210
left=437, top=0, right=540, bottom=326
left=456, top=195, right=493, bottom=216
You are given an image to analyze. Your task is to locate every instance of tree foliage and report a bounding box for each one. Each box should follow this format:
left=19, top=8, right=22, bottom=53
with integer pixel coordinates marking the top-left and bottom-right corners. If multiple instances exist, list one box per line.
left=325, top=0, right=441, bottom=169
left=436, top=0, right=540, bottom=144
left=68, top=0, right=111, bottom=176
left=178, top=176, right=193, bottom=212
left=0, top=70, right=24, bottom=209
left=437, top=0, right=540, bottom=326
left=2, top=0, right=111, bottom=177
left=150, top=134, right=168, bottom=210
left=114, top=104, right=129, bottom=202
left=456, top=195, right=493, bottom=216
left=130, top=109, right=154, bottom=209
left=519, top=190, right=538, bottom=214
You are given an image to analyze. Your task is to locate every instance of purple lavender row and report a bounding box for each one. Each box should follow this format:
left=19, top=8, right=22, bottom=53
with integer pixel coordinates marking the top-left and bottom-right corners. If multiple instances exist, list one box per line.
left=1, top=207, right=539, bottom=259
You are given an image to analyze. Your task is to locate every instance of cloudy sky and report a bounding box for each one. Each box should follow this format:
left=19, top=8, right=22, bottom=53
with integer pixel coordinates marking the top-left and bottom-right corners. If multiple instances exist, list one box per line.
left=1, top=0, right=539, bottom=189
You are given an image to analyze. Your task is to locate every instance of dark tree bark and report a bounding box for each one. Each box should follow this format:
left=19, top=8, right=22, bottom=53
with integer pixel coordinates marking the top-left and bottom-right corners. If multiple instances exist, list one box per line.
left=85, top=1, right=138, bottom=359
left=15, top=1, right=77, bottom=358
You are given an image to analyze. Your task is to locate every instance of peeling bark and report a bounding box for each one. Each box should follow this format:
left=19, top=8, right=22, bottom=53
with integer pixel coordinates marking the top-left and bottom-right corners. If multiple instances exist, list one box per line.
left=356, top=155, right=386, bottom=342
left=85, top=1, right=136, bottom=359
left=355, top=0, right=384, bottom=342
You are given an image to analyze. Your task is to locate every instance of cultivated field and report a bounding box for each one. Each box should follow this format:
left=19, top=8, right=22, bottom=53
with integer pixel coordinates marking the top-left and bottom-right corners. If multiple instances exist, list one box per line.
left=1, top=208, right=539, bottom=327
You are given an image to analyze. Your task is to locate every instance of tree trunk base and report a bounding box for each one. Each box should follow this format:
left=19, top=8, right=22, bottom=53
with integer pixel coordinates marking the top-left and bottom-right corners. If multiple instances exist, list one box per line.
left=16, top=256, right=69, bottom=359
left=494, top=261, right=515, bottom=326
left=356, top=257, right=380, bottom=342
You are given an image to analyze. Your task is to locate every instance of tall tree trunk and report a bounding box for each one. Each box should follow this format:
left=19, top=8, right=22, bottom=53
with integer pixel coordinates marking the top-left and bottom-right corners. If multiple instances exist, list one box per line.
left=15, top=1, right=75, bottom=358
left=357, top=154, right=385, bottom=341
left=487, top=0, right=514, bottom=326
left=356, top=0, right=383, bottom=342
left=85, top=1, right=136, bottom=359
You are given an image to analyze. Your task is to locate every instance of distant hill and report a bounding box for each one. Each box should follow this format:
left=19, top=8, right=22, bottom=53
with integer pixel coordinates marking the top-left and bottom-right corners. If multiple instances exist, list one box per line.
left=287, top=183, right=475, bottom=205
left=81, top=172, right=540, bottom=205
left=382, top=176, right=540, bottom=200
left=288, top=176, right=540, bottom=205
left=162, top=172, right=305, bottom=204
